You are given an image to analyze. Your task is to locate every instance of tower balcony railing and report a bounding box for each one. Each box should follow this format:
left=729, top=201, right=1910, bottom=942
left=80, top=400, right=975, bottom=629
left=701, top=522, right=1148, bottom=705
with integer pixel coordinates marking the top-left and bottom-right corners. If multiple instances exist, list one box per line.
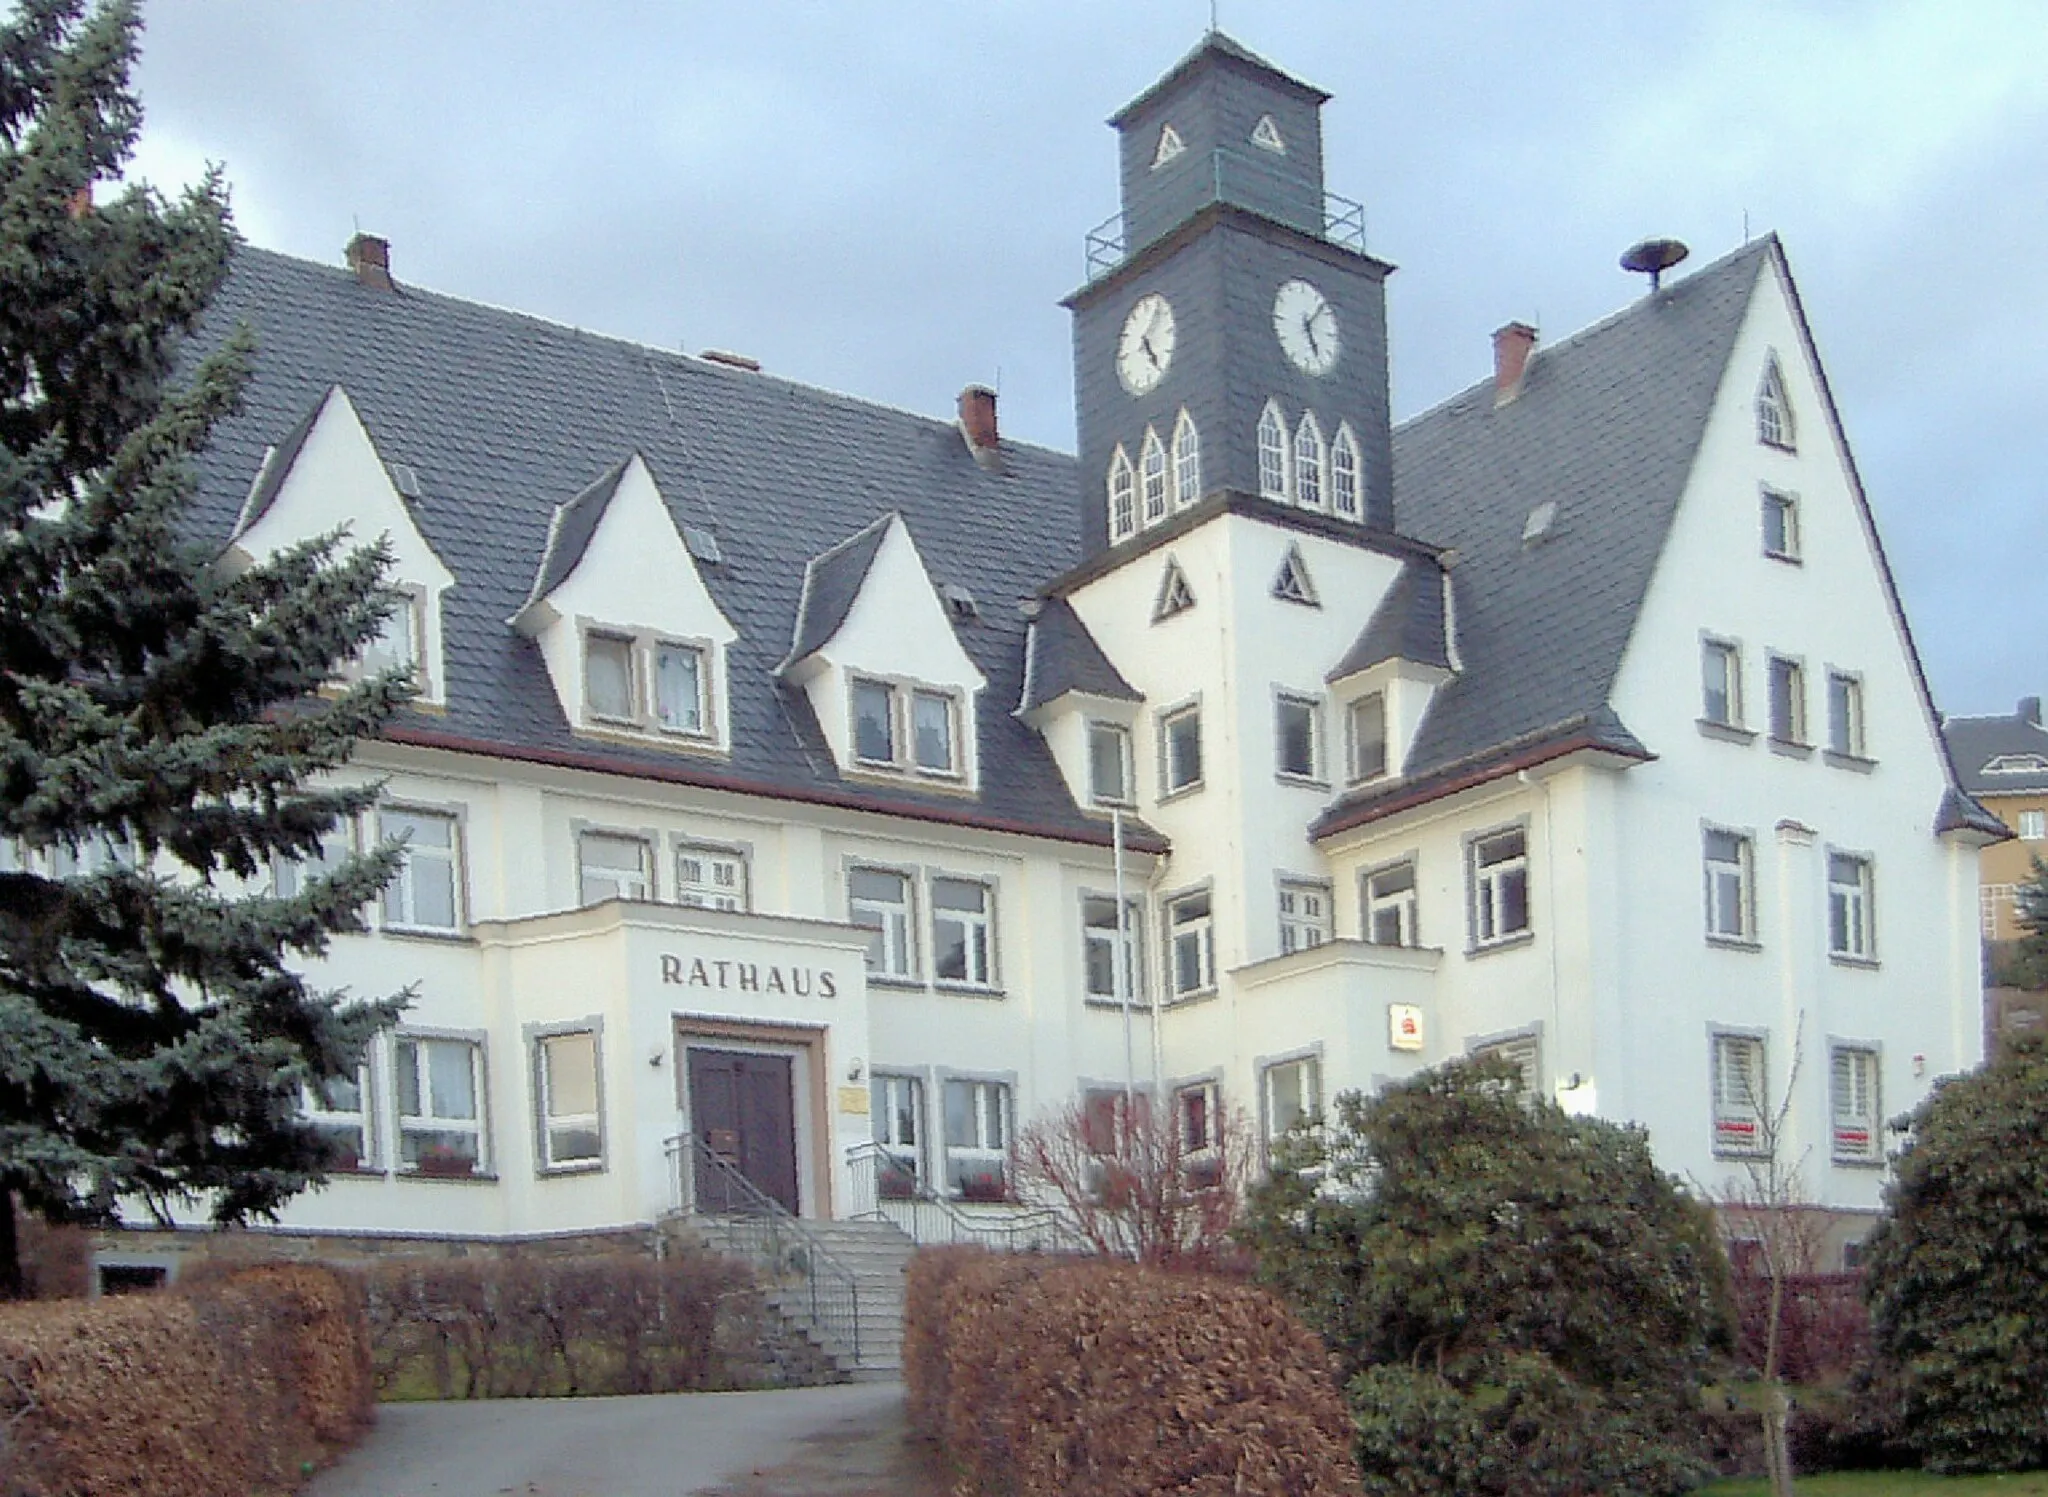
left=1084, top=146, right=1368, bottom=282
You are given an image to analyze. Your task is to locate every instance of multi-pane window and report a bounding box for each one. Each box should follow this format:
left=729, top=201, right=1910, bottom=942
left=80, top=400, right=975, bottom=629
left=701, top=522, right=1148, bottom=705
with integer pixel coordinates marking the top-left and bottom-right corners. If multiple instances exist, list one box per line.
left=1277, top=880, right=1331, bottom=954
left=1107, top=446, right=1137, bottom=542
left=1756, top=357, right=1795, bottom=450
left=395, top=1035, right=486, bottom=1174
left=1261, top=1055, right=1320, bottom=1146
left=1827, top=672, right=1866, bottom=758
left=578, top=831, right=651, bottom=905
left=535, top=1029, right=602, bottom=1170
left=307, top=1068, right=373, bottom=1172
left=380, top=807, right=462, bottom=932
left=1172, top=410, right=1201, bottom=509
left=1166, top=889, right=1215, bottom=998
left=1176, top=1080, right=1221, bottom=1156
left=1082, top=894, right=1145, bottom=1004
left=361, top=592, right=422, bottom=678
left=1828, top=853, right=1875, bottom=960
left=1293, top=413, right=1326, bottom=510
left=1140, top=427, right=1169, bottom=526
left=584, top=632, right=636, bottom=721
left=850, top=867, right=915, bottom=978
left=652, top=643, right=707, bottom=735
left=912, top=690, right=956, bottom=773
left=942, top=1078, right=1009, bottom=1199
left=1830, top=1046, right=1881, bottom=1164
left=1161, top=704, right=1203, bottom=793
left=1330, top=424, right=1361, bottom=519
left=1275, top=694, right=1321, bottom=781
left=1762, top=489, right=1800, bottom=560
left=1364, top=861, right=1417, bottom=947
left=852, top=679, right=897, bottom=764
left=1768, top=655, right=1807, bottom=744
left=1703, top=829, right=1754, bottom=943
left=931, top=877, right=995, bottom=987
left=676, top=844, right=748, bottom=911
left=1347, top=692, right=1387, bottom=782
left=1702, top=639, right=1742, bottom=727
left=1087, top=721, right=1132, bottom=806
left=1711, top=1032, right=1767, bottom=1157
left=1468, top=826, right=1530, bottom=947
left=49, top=833, right=134, bottom=879
left=1256, top=402, right=1288, bottom=498
left=273, top=821, right=352, bottom=899
left=872, top=1073, right=924, bottom=1192
left=2020, top=810, right=2047, bottom=841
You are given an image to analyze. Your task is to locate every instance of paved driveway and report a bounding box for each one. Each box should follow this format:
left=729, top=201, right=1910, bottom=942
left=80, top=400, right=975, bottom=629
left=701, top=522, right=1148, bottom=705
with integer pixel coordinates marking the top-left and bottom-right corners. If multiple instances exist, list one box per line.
left=306, top=1382, right=946, bottom=1497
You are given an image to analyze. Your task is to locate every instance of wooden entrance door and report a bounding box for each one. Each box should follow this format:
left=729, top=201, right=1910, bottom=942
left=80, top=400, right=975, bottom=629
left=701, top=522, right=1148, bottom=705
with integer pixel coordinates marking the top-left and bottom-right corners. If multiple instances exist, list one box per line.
left=687, top=1048, right=799, bottom=1214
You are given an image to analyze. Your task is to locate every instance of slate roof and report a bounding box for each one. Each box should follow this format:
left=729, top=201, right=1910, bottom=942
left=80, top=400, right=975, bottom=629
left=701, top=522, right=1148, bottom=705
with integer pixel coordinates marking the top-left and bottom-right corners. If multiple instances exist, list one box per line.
left=1944, top=702, right=2048, bottom=797
left=1108, top=30, right=1329, bottom=127
left=185, top=246, right=1144, bottom=849
left=230, top=386, right=324, bottom=539
left=1018, top=597, right=1142, bottom=714
left=781, top=514, right=892, bottom=671
left=1329, top=556, right=1450, bottom=681
left=514, top=455, right=634, bottom=623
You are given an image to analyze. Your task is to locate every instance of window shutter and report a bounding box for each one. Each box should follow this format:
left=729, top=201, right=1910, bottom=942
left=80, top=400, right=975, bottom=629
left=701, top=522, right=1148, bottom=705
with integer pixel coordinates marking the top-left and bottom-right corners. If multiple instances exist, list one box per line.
left=1713, top=1036, right=1763, bottom=1152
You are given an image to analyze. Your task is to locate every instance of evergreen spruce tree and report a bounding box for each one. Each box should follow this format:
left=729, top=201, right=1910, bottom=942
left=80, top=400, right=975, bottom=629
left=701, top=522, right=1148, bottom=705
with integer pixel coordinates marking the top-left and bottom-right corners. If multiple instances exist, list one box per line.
left=0, top=0, right=408, bottom=1296
left=1994, top=854, right=2048, bottom=990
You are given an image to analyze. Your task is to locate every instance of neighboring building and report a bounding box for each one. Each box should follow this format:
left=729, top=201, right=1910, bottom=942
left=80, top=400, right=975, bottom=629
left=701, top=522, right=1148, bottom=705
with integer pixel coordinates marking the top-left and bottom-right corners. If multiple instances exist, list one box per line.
left=1943, top=696, right=2048, bottom=942
left=84, top=34, right=1995, bottom=1261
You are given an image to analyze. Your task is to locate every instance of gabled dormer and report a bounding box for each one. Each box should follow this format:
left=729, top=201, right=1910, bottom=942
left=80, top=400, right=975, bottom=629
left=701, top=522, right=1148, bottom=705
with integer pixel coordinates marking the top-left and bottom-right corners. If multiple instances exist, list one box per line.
left=225, top=385, right=455, bottom=705
left=779, top=514, right=987, bottom=790
left=1017, top=597, right=1145, bottom=813
left=509, top=453, right=738, bottom=754
left=1325, top=557, right=1455, bottom=785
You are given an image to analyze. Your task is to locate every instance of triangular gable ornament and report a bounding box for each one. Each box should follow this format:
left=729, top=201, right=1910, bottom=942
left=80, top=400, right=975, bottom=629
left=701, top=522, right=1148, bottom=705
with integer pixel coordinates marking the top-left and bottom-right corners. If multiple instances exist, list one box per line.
left=1153, top=557, right=1195, bottom=622
left=1250, top=114, right=1286, bottom=154
left=1272, top=543, right=1318, bottom=606
left=1151, top=124, right=1186, bottom=168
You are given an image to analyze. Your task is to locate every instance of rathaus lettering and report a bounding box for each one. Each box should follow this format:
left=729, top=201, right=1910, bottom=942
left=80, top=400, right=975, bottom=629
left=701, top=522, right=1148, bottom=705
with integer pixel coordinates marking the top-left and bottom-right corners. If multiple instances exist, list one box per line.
left=659, top=954, right=838, bottom=998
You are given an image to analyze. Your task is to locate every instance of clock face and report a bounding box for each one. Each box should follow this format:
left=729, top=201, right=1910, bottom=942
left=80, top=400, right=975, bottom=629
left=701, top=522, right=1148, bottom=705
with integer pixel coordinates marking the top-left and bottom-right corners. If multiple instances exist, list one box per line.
left=1116, top=293, right=1177, bottom=395
left=1273, top=279, right=1339, bottom=375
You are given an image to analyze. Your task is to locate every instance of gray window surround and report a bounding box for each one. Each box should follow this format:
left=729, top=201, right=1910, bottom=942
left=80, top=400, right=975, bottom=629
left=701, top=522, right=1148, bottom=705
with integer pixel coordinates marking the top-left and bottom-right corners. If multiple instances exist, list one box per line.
left=1702, top=822, right=1760, bottom=949
left=575, top=618, right=719, bottom=744
left=1464, top=820, right=1533, bottom=954
left=526, top=1017, right=607, bottom=1176
left=1157, top=697, right=1204, bottom=799
left=1707, top=1024, right=1770, bottom=1160
left=846, top=673, right=969, bottom=784
left=392, top=1026, right=493, bottom=1180
left=1273, top=690, right=1326, bottom=785
left=377, top=801, right=470, bottom=938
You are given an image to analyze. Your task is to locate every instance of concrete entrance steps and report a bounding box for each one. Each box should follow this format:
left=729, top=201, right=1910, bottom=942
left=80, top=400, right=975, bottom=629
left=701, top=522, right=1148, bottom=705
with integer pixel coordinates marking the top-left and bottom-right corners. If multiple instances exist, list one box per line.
left=780, top=1218, right=916, bottom=1380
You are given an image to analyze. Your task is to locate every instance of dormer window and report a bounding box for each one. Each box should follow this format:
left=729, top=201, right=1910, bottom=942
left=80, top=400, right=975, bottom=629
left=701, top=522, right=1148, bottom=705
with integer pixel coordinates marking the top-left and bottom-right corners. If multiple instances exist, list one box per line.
left=359, top=587, right=424, bottom=680
left=581, top=626, right=713, bottom=740
left=852, top=677, right=964, bottom=779
left=1756, top=355, right=1795, bottom=450
left=854, top=678, right=897, bottom=763
left=912, top=690, right=956, bottom=773
left=585, top=632, right=635, bottom=721
left=653, top=643, right=706, bottom=734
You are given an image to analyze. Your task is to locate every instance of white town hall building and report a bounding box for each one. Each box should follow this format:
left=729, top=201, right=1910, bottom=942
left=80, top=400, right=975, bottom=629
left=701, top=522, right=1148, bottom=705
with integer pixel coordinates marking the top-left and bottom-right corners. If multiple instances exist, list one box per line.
left=124, top=34, right=1998, bottom=1264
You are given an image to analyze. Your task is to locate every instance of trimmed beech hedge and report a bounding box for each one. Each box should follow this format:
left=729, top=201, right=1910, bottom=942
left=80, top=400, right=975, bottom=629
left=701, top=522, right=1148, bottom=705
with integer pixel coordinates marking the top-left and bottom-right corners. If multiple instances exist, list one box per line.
left=0, top=1263, right=373, bottom=1497
left=905, top=1247, right=1361, bottom=1496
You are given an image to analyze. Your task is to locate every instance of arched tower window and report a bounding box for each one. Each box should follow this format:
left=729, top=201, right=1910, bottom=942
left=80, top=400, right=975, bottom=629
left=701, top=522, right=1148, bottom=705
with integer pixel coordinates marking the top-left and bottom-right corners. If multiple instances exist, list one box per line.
left=1756, top=355, right=1795, bottom=451
left=1256, top=401, right=1289, bottom=499
left=1172, top=409, right=1201, bottom=510
left=1330, top=423, right=1362, bottom=520
left=1107, top=445, right=1136, bottom=542
left=1140, top=427, right=1169, bottom=527
left=1294, top=412, right=1327, bottom=511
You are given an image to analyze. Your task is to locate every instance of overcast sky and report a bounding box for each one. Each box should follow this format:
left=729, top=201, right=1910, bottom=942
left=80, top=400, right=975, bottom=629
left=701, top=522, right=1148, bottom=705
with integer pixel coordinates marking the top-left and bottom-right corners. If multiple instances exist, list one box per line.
left=121, top=1, right=2045, bottom=718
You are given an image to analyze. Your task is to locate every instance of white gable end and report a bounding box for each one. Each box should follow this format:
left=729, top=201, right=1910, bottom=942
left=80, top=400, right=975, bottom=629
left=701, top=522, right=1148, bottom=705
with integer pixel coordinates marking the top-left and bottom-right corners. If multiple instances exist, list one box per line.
left=229, top=385, right=454, bottom=702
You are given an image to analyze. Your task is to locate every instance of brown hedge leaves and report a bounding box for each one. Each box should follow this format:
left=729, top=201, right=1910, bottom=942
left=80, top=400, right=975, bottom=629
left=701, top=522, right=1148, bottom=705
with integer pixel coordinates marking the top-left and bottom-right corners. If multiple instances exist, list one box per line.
left=905, top=1247, right=1361, bottom=1497
left=0, top=1263, right=373, bottom=1497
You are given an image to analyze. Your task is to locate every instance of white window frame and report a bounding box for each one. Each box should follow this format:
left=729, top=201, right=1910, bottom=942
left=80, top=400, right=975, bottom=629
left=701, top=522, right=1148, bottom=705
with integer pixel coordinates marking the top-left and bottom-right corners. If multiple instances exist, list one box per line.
left=1762, top=487, right=1800, bottom=561
left=1330, top=422, right=1362, bottom=520
left=911, top=689, right=959, bottom=775
left=378, top=804, right=465, bottom=934
left=579, top=622, right=717, bottom=743
left=1829, top=1043, right=1882, bottom=1165
left=531, top=1023, right=605, bottom=1174
left=307, top=1063, right=376, bottom=1173
left=1256, top=401, right=1289, bottom=499
left=650, top=638, right=710, bottom=737
left=1467, top=823, right=1531, bottom=950
left=851, top=676, right=899, bottom=766
left=577, top=828, right=653, bottom=905
left=941, top=1075, right=1012, bottom=1201
left=850, top=865, right=917, bottom=981
left=1702, top=826, right=1756, bottom=946
left=1175, top=1079, right=1223, bottom=1158
left=1107, top=445, right=1137, bottom=543
left=2019, top=810, right=2047, bottom=842
left=394, top=1031, right=489, bottom=1176
left=1139, top=426, right=1169, bottom=527
left=871, top=1072, right=925, bottom=1193
left=1277, top=878, right=1332, bottom=954
left=1827, top=850, right=1876, bottom=962
left=675, top=841, right=748, bottom=911
left=1293, top=412, right=1327, bottom=511
left=1259, top=1053, right=1321, bottom=1152
left=1171, top=409, right=1201, bottom=510
left=1701, top=636, right=1744, bottom=730
left=1710, top=1029, right=1769, bottom=1159
left=1165, top=887, right=1216, bottom=1000
left=1086, top=720, right=1133, bottom=807
left=1756, top=355, right=1795, bottom=451
left=1826, top=670, right=1867, bottom=760
left=1363, top=858, right=1418, bottom=947
left=357, top=584, right=427, bottom=684
left=1346, top=691, right=1387, bottom=783
left=1159, top=700, right=1203, bottom=796
left=582, top=628, right=638, bottom=724
left=1082, top=892, right=1146, bottom=1006
left=1274, top=692, right=1323, bottom=783
left=1768, top=653, right=1808, bottom=747
left=930, top=875, right=997, bottom=990
left=272, top=816, right=355, bottom=900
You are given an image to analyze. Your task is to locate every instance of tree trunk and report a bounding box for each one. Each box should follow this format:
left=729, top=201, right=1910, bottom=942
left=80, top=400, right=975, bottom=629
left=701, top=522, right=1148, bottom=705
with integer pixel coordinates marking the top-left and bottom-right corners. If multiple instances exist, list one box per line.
left=1763, top=1265, right=1795, bottom=1496
left=0, top=1189, right=24, bottom=1301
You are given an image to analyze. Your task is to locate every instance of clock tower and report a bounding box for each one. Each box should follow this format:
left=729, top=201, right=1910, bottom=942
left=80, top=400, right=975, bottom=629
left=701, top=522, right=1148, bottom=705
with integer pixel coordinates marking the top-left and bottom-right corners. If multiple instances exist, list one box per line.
left=1064, top=33, right=1396, bottom=556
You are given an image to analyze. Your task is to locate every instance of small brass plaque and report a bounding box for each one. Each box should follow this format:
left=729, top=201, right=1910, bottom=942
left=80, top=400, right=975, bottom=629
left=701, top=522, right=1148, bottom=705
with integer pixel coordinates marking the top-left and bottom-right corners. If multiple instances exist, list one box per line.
left=838, top=1086, right=871, bottom=1115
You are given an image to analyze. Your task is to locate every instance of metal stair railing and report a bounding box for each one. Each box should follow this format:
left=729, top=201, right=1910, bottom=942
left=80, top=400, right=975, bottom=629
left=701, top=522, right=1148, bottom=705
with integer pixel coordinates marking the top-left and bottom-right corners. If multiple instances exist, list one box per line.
left=844, top=1141, right=1084, bottom=1253
left=664, top=1134, right=861, bottom=1365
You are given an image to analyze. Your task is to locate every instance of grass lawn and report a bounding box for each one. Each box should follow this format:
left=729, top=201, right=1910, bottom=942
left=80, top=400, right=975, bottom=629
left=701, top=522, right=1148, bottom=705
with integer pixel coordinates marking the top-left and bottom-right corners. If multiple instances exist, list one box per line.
left=1702, top=1474, right=2048, bottom=1495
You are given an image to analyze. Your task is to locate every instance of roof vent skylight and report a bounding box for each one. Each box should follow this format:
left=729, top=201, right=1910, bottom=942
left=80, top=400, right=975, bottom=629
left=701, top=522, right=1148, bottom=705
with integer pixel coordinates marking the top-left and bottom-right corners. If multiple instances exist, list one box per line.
left=1522, top=501, right=1558, bottom=544
left=941, top=582, right=980, bottom=622
left=682, top=525, right=724, bottom=565
left=387, top=462, right=423, bottom=501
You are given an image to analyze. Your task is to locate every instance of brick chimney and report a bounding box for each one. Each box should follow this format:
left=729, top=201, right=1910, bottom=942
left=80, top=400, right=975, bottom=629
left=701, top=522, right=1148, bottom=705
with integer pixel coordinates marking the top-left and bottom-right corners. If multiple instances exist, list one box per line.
left=1493, top=321, right=1538, bottom=406
left=958, top=384, right=1000, bottom=471
left=2021, top=696, right=2042, bottom=726
left=344, top=233, right=394, bottom=292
